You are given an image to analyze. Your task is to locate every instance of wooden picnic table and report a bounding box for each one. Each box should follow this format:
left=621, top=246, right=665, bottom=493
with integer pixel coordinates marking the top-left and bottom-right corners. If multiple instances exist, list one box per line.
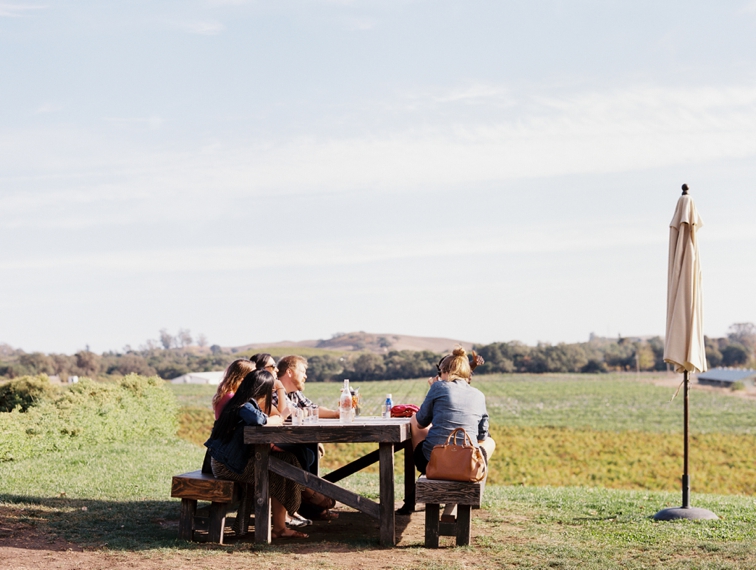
left=244, top=417, right=415, bottom=545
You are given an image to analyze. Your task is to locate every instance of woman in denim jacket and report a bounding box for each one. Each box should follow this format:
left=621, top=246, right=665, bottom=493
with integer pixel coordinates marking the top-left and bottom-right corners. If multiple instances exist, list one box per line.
left=205, top=369, right=308, bottom=538
left=410, top=347, right=496, bottom=521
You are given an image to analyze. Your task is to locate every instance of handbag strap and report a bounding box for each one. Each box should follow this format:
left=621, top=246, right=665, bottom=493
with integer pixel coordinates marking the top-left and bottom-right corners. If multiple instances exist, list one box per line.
left=445, top=427, right=474, bottom=447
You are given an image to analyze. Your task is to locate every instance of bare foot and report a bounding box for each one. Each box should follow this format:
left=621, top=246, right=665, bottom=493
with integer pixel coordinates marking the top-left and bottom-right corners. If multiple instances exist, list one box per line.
left=271, top=528, right=309, bottom=539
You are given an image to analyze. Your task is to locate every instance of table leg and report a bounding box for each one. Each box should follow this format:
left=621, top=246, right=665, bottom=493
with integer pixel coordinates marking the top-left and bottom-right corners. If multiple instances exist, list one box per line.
left=379, top=442, right=395, bottom=546
left=403, top=439, right=416, bottom=512
left=254, top=444, right=271, bottom=544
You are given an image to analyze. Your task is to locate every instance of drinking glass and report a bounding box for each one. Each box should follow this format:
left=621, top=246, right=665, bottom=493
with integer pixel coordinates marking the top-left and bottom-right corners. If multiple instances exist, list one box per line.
left=292, top=407, right=302, bottom=426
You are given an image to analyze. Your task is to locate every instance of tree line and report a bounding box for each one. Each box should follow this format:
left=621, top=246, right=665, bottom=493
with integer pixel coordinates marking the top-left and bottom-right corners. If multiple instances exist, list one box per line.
left=1, top=323, right=754, bottom=383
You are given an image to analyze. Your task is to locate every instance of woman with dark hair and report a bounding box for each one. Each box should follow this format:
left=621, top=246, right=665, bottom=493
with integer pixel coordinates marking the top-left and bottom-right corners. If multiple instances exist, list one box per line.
left=410, top=347, right=496, bottom=522
left=205, top=369, right=308, bottom=539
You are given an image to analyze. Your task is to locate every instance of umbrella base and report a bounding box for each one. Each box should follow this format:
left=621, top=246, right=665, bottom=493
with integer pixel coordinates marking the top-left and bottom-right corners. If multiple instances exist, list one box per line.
left=654, top=506, right=718, bottom=521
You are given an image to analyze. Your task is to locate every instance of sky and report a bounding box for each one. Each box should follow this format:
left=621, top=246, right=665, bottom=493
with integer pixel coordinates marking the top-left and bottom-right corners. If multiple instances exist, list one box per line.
left=2, top=0, right=756, bottom=354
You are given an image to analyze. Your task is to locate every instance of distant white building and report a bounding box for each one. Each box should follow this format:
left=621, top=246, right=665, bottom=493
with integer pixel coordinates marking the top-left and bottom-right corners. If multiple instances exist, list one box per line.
left=696, top=368, right=756, bottom=388
left=170, top=371, right=224, bottom=385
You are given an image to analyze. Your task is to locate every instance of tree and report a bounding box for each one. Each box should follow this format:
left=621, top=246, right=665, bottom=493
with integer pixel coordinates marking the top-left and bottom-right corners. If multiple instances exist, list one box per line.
left=647, top=336, right=667, bottom=371
left=349, top=353, right=387, bottom=381
left=635, top=342, right=655, bottom=371
left=177, top=328, right=193, bottom=348
left=0, top=343, right=16, bottom=358
left=18, top=352, right=55, bottom=375
left=106, top=354, right=156, bottom=376
left=722, top=343, right=749, bottom=367
left=196, top=333, right=208, bottom=348
left=728, top=323, right=756, bottom=356
left=306, top=355, right=343, bottom=382
left=704, top=336, right=723, bottom=368
left=159, top=329, right=175, bottom=350
left=75, top=351, right=101, bottom=376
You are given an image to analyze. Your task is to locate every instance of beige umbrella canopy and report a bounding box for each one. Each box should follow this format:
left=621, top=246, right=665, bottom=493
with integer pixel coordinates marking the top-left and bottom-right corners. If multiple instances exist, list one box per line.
left=655, top=184, right=716, bottom=521
left=663, top=189, right=707, bottom=374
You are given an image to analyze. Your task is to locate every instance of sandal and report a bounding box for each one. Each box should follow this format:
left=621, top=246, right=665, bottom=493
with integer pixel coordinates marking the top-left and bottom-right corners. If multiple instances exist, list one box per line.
left=272, top=528, right=309, bottom=539
left=302, top=489, right=336, bottom=510
left=312, top=509, right=339, bottom=521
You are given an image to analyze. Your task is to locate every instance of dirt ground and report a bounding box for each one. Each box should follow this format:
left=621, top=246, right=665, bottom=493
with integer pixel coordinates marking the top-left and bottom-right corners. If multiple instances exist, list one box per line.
left=0, top=502, right=497, bottom=570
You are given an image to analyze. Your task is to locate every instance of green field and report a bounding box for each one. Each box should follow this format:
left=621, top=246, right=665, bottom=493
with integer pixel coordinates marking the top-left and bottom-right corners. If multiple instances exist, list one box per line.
left=172, top=372, right=756, bottom=434
left=2, top=372, right=756, bottom=567
left=171, top=373, right=756, bottom=494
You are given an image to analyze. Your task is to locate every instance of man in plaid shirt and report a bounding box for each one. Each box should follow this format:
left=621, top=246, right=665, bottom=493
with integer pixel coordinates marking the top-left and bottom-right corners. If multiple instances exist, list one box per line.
left=273, top=355, right=339, bottom=419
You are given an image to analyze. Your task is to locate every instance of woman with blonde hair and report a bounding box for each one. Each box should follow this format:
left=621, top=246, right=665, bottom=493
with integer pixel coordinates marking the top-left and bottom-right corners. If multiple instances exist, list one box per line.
left=410, top=347, right=496, bottom=521
left=212, top=359, right=256, bottom=419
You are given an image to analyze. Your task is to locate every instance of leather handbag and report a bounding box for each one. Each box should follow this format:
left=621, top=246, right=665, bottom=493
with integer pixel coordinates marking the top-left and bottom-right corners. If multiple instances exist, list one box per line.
left=426, top=428, right=487, bottom=482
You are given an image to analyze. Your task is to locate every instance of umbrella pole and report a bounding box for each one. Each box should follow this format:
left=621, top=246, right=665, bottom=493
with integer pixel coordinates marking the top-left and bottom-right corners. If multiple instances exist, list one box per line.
left=654, top=368, right=717, bottom=520
left=682, top=370, right=690, bottom=508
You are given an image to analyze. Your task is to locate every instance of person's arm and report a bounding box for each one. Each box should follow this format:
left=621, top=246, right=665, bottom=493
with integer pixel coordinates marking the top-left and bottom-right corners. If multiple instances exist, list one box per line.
left=266, top=415, right=284, bottom=426
left=414, top=382, right=438, bottom=428
left=477, top=411, right=489, bottom=442
left=317, top=406, right=339, bottom=419
left=238, top=402, right=268, bottom=426
left=273, top=380, right=292, bottom=419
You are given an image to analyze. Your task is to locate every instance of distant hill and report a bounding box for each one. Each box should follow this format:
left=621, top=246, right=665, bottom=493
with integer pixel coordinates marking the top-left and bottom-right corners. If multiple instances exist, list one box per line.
left=233, top=331, right=474, bottom=355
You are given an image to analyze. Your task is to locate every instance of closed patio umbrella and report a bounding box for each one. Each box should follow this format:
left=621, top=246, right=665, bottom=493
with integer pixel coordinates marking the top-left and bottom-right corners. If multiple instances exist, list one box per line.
left=654, top=184, right=717, bottom=521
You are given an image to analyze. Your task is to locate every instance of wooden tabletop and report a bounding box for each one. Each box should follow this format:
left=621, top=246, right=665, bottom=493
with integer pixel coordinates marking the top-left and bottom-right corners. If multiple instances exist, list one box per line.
left=243, top=417, right=411, bottom=444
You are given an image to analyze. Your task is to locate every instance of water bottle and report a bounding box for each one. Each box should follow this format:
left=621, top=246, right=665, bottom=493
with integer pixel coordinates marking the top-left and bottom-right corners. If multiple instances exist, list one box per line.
left=382, top=393, right=393, bottom=419
left=339, top=379, right=353, bottom=423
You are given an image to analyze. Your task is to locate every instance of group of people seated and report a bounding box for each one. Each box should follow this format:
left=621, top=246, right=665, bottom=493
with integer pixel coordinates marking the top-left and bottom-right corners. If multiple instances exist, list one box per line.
left=203, top=347, right=496, bottom=539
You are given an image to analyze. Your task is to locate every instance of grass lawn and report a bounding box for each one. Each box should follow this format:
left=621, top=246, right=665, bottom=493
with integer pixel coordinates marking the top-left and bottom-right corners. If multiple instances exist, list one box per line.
left=2, top=442, right=756, bottom=568
left=2, top=372, right=755, bottom=568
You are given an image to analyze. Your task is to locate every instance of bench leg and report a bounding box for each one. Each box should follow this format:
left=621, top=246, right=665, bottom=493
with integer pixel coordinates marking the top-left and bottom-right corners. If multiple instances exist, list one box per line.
left=424, top=503, right=440, bottom=548
left=455, top=505, right=472, bottom=546
left=178, top=499, right=197, bottom=541
left=208, top=502, right=228, bottom=544
left=235, top=483, right=252, bottom=536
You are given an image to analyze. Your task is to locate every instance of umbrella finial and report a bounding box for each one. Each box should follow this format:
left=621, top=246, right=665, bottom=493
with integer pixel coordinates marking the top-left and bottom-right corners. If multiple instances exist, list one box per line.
left=681, top=184, right=689, bottom=195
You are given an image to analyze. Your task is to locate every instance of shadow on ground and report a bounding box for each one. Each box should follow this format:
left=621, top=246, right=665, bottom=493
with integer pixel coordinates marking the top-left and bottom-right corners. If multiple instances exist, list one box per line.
left=0, top=494, right=424, bottom=552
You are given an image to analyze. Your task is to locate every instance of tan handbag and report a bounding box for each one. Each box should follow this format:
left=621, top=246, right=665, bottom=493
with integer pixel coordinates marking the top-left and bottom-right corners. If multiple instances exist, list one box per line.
left=426, top=428, right=487, bottom=482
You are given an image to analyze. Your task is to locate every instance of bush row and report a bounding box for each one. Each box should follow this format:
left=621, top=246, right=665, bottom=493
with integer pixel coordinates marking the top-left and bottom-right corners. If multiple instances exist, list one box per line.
left=0, top=374, right=178, bottom=462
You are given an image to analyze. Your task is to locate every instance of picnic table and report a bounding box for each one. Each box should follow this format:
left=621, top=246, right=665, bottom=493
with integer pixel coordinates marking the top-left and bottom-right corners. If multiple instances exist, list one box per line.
left=244, top=417, right=415, bottom=545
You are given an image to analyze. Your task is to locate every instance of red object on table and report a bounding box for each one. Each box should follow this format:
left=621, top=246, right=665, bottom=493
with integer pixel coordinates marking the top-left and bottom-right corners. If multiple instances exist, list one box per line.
left=390, top=404, right=419, bottom=417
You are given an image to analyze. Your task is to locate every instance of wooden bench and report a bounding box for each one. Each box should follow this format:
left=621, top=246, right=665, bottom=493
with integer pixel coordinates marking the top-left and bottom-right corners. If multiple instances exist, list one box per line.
left=415, top=475, right=485, bottom=547
left=170, top=470, right=248, bottom=544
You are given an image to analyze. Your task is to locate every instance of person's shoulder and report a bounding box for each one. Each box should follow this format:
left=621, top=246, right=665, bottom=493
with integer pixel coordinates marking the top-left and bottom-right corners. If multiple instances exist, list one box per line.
left=429, top=380, right=452, bottom=393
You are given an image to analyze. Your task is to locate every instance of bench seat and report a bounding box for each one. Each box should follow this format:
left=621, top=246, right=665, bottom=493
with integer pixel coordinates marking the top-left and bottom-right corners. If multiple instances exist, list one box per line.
left=171, top=470, right=248, bottom=544
left=415, top=476, right=485, bottom=547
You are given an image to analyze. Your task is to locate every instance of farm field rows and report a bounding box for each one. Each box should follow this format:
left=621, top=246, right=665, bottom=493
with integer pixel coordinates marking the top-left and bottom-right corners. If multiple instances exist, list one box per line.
left=173, top=373, right=756, bottom=494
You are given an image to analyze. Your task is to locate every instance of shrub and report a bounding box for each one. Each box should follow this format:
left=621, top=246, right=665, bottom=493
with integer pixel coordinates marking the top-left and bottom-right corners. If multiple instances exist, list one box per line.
left=0, top=374, right=178, bottom=462
left=0, top=375, right=58, bottom=412
left=730, top=381, right=746, bottom=392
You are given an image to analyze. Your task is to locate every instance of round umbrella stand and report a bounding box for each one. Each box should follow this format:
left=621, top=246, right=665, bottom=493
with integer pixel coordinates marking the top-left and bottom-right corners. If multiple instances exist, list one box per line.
left=654, top=506, right=718, bottom=521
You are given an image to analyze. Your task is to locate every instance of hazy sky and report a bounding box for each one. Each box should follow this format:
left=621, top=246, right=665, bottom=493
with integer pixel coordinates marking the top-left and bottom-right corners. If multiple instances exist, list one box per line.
left=2, top=1, right=756, bottom=354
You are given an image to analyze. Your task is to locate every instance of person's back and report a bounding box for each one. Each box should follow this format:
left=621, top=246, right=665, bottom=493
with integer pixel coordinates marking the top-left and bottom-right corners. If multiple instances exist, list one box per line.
left=409, top=346, right=496, bottom=521
left=415, top=378, right=488, bottom=460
